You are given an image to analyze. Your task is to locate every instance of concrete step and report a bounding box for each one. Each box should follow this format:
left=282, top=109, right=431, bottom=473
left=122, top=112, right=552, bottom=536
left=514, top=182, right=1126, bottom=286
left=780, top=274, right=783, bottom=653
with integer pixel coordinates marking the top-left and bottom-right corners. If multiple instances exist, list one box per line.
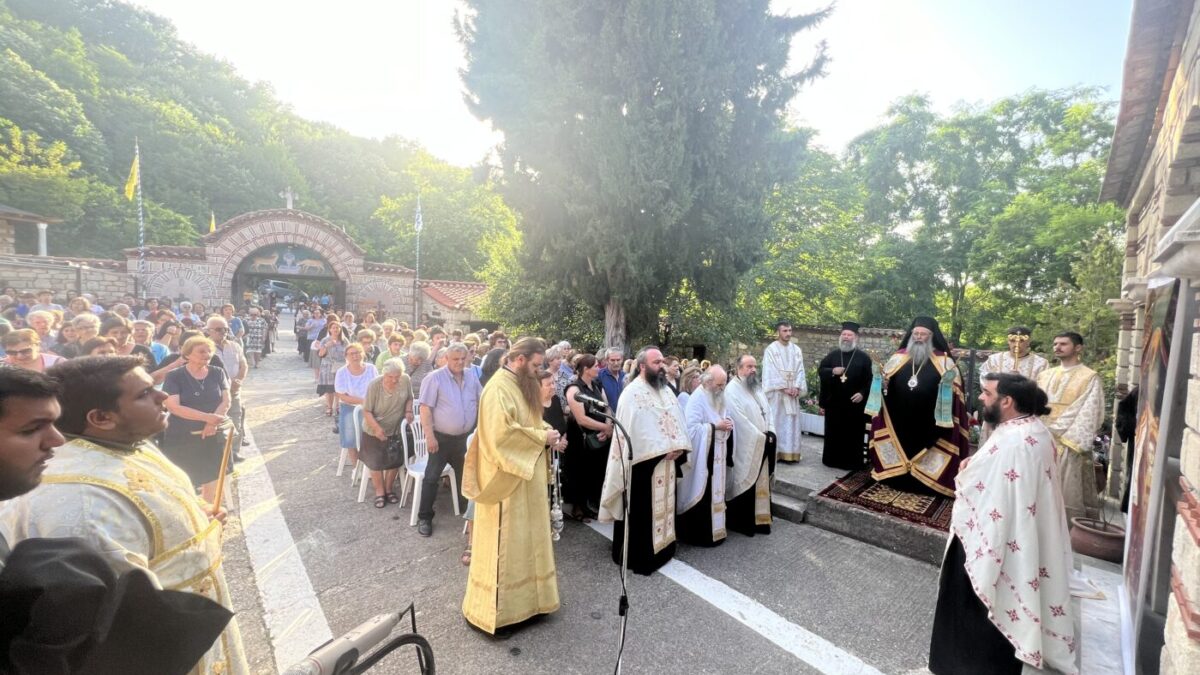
left=804, top=493, right=947, bottom=565
left=770, top=493, right=807, bottom=525
left=771, top=476, right=812, bottom=501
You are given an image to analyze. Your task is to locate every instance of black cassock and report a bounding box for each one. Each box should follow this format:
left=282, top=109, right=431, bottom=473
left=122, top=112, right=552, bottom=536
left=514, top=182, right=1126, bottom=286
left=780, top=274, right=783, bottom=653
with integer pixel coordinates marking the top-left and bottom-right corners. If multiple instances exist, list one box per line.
left=817, top=348, right=873, bottom=470
left=612, top=455, right=685, bottom=575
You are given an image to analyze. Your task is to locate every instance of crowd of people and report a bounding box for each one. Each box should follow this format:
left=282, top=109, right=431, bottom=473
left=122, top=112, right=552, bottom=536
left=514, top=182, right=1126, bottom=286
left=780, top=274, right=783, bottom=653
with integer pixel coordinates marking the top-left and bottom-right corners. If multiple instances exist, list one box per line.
left=0, top=286, right=1111, bottom=673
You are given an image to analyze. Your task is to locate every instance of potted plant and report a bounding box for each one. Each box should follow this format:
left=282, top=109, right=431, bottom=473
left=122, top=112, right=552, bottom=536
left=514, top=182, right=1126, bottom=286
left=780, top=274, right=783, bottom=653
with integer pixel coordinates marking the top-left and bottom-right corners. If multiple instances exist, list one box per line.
left=798, top=396, right=824, bottom=436
left=1069, top=435, right=1125, bottom=562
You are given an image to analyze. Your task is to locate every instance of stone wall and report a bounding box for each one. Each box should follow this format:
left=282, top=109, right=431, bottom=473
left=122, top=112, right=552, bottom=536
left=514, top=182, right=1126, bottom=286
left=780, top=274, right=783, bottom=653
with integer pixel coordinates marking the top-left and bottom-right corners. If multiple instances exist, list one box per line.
left=0, top=255, right=133, bottom=301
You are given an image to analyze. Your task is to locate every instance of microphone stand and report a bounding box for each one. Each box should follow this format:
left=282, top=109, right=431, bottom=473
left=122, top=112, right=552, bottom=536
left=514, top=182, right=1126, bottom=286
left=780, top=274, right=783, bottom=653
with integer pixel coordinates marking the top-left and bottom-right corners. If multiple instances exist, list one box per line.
left=591, top=407, right=634, bottom=675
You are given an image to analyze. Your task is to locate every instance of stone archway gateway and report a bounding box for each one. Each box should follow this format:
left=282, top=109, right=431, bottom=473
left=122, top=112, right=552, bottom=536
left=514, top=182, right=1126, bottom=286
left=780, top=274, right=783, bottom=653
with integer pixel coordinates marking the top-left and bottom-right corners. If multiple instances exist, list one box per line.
left=125, top=209, right=416, bottom=318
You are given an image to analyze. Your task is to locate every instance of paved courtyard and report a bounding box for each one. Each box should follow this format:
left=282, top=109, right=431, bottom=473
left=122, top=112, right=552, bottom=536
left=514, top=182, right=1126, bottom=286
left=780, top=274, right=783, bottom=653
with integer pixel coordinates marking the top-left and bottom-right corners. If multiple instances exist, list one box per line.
left=217, top=322, right=1120, bottom=674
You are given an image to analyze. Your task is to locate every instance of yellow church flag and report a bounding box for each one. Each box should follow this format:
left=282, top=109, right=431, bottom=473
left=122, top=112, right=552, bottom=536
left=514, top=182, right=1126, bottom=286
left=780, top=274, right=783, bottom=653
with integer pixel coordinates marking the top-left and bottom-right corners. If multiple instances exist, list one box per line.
left=209, top=210, right=216, bottom=233
left=123, top=152, right=139, bottom=201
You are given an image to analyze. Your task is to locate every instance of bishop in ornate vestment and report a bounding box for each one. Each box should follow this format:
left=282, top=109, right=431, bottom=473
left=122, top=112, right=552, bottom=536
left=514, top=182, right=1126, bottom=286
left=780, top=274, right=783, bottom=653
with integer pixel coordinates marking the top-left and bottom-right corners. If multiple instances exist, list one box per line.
left=599, top=347, right=689, bottom=575
left=865, top=316, right=971, bottom=497
left=678, top=366, right=732, bottom=547
left=930, top=373, right=1078, bottom=674
left=462, top=338, right=561, bottom=635
left=0, top=356, right=249, bottom=674
left=762, top=320, right=807, bottom=462
left=1035, top=332, right=1105, bottom=521
left=725, top=355, right=776, bottom=535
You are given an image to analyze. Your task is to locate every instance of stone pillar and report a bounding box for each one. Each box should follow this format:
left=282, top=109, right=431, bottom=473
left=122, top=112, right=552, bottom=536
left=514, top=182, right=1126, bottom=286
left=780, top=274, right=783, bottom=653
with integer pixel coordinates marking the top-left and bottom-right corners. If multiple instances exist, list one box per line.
left=36, top=222, right=47, bottom=256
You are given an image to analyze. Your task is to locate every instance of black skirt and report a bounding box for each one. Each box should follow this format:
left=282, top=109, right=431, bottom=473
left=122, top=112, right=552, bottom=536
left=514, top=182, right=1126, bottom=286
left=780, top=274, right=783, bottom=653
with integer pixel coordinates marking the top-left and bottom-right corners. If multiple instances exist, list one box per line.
left=928, top=536, right=1023, bottom=675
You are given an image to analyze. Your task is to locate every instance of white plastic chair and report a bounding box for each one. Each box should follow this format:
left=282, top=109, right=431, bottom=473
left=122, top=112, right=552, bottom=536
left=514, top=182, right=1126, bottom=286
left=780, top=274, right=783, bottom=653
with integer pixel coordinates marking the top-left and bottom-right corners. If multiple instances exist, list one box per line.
left=334, top=405, right=364, bottom=477
left=398, top=418, right=460, bottom=525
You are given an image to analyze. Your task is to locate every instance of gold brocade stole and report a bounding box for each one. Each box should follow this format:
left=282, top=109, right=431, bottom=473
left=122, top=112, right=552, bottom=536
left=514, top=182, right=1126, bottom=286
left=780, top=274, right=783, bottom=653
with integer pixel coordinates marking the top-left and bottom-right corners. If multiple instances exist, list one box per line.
left=651, top=456, right=677, bottom=554
left=1038, top=366, right=1096, bottom=422
left=40, top=438, right=241, bottom=675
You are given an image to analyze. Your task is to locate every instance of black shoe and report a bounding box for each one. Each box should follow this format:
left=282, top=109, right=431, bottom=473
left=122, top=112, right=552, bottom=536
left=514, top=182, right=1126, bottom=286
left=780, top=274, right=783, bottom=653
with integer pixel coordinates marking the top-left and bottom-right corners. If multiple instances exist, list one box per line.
left=417, top=519, right=433, bottom=537
left=232, top=453, right=246, bottom=463
left=241, top=439, right=250, bottom=446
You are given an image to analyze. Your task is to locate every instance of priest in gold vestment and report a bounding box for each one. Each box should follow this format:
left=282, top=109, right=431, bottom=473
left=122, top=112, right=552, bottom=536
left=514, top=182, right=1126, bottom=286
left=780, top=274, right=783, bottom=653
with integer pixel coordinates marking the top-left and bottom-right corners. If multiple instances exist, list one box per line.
left=0, top=356, right=248, bottom=674
left=1036, top=331, right=1106, bottom=521
left=462, top=338, right=562, bottom=636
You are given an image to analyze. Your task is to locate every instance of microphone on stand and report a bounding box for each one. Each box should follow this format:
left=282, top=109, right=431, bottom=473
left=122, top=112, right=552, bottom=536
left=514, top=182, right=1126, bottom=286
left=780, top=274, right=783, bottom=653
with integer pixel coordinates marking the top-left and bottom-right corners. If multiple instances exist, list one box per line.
left=282, top=613, right=400, bottom=675
left=573, top=390, right=608, bottom=409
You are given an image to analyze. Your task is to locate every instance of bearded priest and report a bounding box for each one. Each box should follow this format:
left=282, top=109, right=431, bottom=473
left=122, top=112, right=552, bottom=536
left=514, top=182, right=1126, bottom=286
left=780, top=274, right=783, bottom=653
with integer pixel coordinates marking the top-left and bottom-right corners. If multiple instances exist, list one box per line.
left=725, top=354, right=776, bottom=535
left=600, top=347, right=690, bottom=575
left=678, top=365, right=733, bottom=547
left=817, top=321, right=873, bottom=470
left=762, top=319, right=806, bottom=462
left=462, top=337, right=561, bottom=637
left=865, top=316, right=970, bottom=497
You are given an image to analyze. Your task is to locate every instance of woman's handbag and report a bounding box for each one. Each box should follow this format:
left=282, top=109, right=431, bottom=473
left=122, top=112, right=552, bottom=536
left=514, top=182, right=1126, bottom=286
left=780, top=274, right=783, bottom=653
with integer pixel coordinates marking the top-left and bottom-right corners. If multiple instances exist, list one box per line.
left=384, top=434, right=405, bottom=467
left=583, top=430, right=606, bottom=451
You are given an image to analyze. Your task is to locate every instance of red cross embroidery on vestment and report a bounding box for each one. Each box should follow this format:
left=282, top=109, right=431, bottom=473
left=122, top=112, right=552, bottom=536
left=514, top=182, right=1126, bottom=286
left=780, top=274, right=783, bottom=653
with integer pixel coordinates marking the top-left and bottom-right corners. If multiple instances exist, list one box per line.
left=975, top=481, right=986, bottom=492
left=1025, top=435, right=1038, bottom=445
left=1006, top=609, right=1020, bottom=622
left=1006, top=540, right=1020, bottom=552
left=966, top=518, right=975, bottom=530
left=1028, top=578, right=1040, bottom=591
left=1050, top=605, right=1065, bottom=617
left=1027, top=503, right=1037, bottom=516
left=989, top=509, right=1003, bottom=521
left=1039, top=567, right=1050, bottom=578
left=1004, top=469, right=1020, bottom=482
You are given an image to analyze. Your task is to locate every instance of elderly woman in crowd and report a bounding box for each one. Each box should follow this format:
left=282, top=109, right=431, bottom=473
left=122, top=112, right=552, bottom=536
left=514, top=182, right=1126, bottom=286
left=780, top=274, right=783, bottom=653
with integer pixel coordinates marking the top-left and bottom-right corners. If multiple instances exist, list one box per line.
left=3, top=329, right=63, bottom=372
left=131, top=320, right=159, bottom=361
left=318, top=316, right=349, bottom=421
left=564, top=353, right=611, bottom=521
left=242, top=307, right=268, bottom=368
left=80, top=336, right=118, bottom=356
left=25, top=310, right=55, bottom=344
left=65, top=296, right=91, bottom=320
left=162, top=335, right=231, bottom=503
left=334, top=342, right=377, bottom=476
left=357, top=329, right=380, bottom=362
left=360, top=357, right=413, bottom=508
left=56, top=314, right=100, bottom=359
left=405, top=340, right=433, bottom=398
left=361, top=311, right=382, bottom=336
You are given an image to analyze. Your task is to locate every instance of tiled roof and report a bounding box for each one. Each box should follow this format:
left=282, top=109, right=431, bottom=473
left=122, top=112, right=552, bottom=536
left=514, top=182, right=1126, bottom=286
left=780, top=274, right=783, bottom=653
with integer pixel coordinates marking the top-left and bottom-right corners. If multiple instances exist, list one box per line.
left=121, top=245, right=206, bottom=260
left=420, top=279, right=487, bottom=309
left=1100, top=0, right=1191, bottom=205
left=0, top=203, right=62, bottom=224
left=364, top=261, right=415, bottom=275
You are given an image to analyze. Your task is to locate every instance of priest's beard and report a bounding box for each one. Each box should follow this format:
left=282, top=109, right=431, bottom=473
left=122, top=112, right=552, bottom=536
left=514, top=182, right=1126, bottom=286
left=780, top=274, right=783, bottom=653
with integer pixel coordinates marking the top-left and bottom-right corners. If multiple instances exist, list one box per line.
left=644, top=366, right=668, bottom=390
left=514, top=364, right=542, bottom=413
left=705, top=386, right=725, bottom=412
left=742, top=372, right=761, bottom=391
left=906, top=339, right=932, bottom=368
left=981, top=399, right=1003, bottom=426
left=839, top=338, right=857, bottom=353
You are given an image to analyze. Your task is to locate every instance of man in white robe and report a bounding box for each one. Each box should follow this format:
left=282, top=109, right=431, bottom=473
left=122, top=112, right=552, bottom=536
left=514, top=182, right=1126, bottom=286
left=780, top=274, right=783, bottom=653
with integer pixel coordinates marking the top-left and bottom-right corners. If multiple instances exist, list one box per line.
left=0, top=356, right=249, bottom=674
left=678, top=366, right=732, bottom=546
left=1035, top=332, right=1105, bottom=522
left=978, top=326, right=1049, bottom=445
left=930, top=372, right=1078, bottom=674
left=599, top=347, right=690, bottom=575
left=762, top=320, right=806, bottom=462
left=724, top=354, right=775, bottom=536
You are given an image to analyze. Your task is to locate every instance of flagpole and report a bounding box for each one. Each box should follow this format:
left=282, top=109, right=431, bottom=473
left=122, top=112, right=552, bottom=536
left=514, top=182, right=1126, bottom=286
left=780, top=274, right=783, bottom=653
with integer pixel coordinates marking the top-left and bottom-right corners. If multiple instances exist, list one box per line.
left=413, top=193, right=422, bottom=326
left=135, top=138, right=146, bottom=289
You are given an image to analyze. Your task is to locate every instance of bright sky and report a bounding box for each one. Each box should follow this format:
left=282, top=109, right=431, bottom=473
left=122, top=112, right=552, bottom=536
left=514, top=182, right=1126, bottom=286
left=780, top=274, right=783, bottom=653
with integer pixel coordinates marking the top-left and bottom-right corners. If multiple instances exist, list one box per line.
left=133, top=0, right=1133, bottom=166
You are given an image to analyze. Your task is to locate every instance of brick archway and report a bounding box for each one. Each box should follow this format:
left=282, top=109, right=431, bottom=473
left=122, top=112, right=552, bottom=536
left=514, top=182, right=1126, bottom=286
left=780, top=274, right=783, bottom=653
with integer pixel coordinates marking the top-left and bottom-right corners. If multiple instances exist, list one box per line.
left=208, top=209, right=363, bottom=296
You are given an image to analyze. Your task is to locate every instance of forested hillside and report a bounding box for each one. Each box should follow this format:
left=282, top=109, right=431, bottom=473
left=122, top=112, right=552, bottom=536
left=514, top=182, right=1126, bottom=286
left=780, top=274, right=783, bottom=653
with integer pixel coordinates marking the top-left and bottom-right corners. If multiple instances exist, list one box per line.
left=0, top=0, right=514, bottom=278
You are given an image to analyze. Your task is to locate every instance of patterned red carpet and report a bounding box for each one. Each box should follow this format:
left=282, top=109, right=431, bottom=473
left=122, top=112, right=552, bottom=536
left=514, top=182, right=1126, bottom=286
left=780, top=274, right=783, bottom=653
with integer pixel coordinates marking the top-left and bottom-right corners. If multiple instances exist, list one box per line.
left=815, top=470, right=953, bottom=532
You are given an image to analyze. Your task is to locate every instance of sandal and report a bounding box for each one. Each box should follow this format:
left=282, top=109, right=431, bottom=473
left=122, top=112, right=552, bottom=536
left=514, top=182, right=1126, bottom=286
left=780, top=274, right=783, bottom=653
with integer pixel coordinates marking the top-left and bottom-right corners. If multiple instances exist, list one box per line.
left=567, top=510, right=593, bottom=524
left=374, top=495, right=387, bottom=509
left=461, top=546, right=472, bottom=566
left=386, top=492, right=400, bottom=505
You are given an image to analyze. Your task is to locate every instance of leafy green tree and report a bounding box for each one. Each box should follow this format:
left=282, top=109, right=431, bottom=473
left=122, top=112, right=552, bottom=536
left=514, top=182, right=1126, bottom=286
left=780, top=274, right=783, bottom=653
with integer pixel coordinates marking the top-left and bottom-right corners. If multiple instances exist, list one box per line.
left=460, top=0, right=829, bottom=349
